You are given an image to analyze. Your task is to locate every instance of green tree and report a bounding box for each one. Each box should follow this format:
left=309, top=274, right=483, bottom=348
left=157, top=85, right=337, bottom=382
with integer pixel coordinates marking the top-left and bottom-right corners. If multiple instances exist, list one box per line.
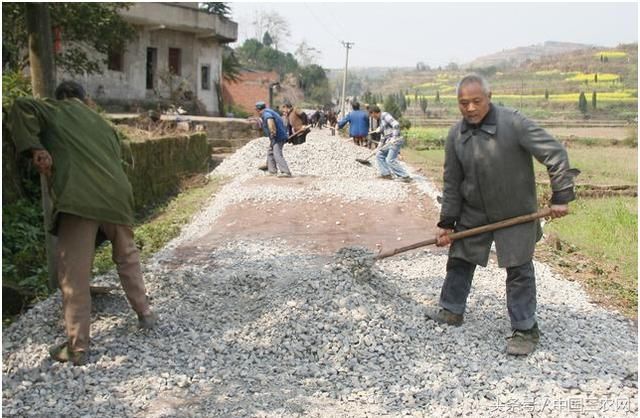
left=419, top=97, right=428, bottom=114
left=235, top=38, right=299, bottom=77
left=362, top=90, right=373, bottom=105
left=594, top=73, right=598, bottom=83
left=578, top=91, right=588, bottom=114
left=398, top=91, right=407, bottom=112
left=200, top=2, right=231, bottom=18
left=299, top=64, right=331, bottom=104
left=544, top=89, right=549, bottom=100
left=592, top=91, right=597, bottom=109
left=221, top=45, right=241, bottom=83
left=383, top=94, right=402, bottom=120
left=3, top=3, right=135, bottom=75
left=262, top=31, right=273, bottom=47
left=435, top=90, right=440, bottom=103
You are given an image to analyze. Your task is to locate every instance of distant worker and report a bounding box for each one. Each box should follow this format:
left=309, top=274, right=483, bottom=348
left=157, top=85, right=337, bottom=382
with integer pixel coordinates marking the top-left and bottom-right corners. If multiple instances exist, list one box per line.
left=369, top=105, right=411, bottom=182
left=256, top=101, right=292, bottom=177
left=282, top=102, right=309, bottom=145
left=366, top=103, right=381, bottom=149
left=327, top=110, right=338, bottom=136
left=337, top=101, right=370, bottom=146
left=8, top=80, right=158, bottom=366
left=434, top=73, right=579, bottom=356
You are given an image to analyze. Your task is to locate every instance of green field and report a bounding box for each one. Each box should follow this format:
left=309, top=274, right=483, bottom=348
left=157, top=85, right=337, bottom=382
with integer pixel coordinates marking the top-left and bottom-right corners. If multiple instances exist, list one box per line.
left=544, top=197, right=637, bottom=312
left=403, top=130, right=638, bottom=318
left=378, top=44, right=638, bottom=121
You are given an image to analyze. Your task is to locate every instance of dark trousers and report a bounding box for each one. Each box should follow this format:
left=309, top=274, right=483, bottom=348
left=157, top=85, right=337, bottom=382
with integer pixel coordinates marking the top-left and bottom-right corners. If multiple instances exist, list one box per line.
left=439, top=257, right=537, bottom=330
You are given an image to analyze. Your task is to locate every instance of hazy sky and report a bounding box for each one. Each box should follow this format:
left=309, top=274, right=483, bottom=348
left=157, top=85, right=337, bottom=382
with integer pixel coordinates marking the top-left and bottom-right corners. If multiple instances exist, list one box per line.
left=228, top=2, right=638, bottom=69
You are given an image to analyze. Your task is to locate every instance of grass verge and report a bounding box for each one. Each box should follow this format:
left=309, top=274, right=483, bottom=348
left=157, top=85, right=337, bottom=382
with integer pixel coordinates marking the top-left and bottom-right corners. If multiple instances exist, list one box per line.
left=92, top=175, right=224, bottom=275
left=540, top=197, right=637, bottom=319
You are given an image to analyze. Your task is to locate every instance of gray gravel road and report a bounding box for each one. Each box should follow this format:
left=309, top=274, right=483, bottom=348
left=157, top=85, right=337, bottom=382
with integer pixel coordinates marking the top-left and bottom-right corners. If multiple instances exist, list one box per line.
left=3, top=130, right=637, bottom=417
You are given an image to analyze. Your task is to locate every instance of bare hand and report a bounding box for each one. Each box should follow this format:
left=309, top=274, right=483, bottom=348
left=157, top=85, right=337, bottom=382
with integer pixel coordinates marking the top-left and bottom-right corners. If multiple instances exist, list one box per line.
left=550, top=204, right=569, bottom=218
left=32, top=149, right=53, bottom=177
left=436, top=228, right=454, bottom=247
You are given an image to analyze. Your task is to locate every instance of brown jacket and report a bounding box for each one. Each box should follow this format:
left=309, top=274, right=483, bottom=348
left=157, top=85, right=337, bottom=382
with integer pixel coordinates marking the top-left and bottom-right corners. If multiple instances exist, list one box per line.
left=288, top=108, right=306, bottom=133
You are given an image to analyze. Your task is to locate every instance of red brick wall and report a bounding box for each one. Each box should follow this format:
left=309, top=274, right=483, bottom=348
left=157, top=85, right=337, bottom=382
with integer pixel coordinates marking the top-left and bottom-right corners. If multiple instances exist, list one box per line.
left=222, top=71, right=279, bottom=114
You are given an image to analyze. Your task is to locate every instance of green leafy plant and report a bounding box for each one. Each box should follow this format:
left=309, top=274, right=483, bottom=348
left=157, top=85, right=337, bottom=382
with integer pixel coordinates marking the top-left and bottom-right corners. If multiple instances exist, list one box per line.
left=2, top=199, right=48, bottom=298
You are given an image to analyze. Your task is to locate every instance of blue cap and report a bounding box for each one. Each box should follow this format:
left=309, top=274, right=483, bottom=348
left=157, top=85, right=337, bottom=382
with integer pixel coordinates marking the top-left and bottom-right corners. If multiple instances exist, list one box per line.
left=255, top=101, right=266, bottom=110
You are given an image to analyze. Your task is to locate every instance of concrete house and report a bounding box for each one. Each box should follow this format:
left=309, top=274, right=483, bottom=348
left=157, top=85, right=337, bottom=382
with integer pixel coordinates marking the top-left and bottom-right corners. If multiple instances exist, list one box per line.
left=80, top=2, right=237, bottom=115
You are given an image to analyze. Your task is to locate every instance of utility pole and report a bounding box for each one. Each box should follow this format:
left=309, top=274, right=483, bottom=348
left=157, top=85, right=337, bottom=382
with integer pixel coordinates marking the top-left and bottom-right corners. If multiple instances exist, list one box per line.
left=339, top=41, right=353, bottom=118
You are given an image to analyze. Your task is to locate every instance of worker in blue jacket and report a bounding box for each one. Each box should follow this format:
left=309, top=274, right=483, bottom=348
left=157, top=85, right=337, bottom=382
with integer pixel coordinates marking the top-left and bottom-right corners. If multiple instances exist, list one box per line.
left=256, top=101, right=292, bottom=177
left=338, top=101, right=370, bottom=146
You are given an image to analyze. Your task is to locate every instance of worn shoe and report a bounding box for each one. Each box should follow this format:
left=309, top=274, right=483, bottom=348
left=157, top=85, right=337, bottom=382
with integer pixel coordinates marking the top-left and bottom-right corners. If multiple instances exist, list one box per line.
left=138, top=310, right=158, bottom=330
left=506, top=323, right=540, bottom=356
left=257, top=164, right=268, bottom=171
left=377, top=174, right=393, bottom=180
left=277, top=172, right=292, bottom=178
left=433, top=308, right=464, bottom=326
left=397, top=176, right=412, bottom=183
left=49, top=342, right=88, bottom=366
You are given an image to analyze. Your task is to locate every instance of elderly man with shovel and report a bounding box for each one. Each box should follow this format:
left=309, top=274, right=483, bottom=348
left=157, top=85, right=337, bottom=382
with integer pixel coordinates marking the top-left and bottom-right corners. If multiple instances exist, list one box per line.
left=433, top=74, right=578, bottom=356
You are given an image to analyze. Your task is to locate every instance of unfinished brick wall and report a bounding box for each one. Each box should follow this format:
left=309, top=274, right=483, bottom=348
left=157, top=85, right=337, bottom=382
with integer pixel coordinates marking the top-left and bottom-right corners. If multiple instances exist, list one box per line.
left=222, top=70, right=279, bottom=114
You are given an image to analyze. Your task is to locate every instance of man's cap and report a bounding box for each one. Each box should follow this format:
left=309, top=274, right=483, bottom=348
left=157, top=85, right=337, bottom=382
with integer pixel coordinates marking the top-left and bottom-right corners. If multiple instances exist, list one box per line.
left=255, top=101, right=266, bottom=110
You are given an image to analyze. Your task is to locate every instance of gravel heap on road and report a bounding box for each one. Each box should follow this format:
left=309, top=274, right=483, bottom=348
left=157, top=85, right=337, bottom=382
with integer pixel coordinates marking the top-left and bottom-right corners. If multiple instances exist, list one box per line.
left=214, top=134, right=381, bottom=180
left=3, top=129, right=637, bottom=417
left=333, top=246, right=377, bottom=281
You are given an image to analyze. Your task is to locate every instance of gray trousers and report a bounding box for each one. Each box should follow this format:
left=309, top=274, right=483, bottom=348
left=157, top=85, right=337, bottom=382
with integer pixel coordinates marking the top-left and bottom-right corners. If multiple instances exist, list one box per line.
left=267, top=139, right=291, bottom=175
left=439, top=257, right=537, bottom=330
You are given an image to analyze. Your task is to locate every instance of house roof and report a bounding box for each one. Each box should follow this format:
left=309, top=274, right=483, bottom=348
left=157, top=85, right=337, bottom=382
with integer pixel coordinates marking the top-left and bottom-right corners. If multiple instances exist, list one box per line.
left=121, top=2, right=237, bottom=43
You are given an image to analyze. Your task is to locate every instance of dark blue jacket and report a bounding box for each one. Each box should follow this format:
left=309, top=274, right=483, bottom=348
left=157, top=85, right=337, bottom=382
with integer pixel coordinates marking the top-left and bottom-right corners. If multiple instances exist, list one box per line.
left=338, top=110, right=370, bottom=137
left=261, top=108, right=288, bottom=142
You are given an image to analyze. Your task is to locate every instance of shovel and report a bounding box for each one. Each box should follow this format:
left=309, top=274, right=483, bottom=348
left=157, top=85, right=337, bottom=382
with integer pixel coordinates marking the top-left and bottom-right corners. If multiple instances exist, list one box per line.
left=375, top=208, right=552, bottom=260
left=355, top=136, right=399, bottom=166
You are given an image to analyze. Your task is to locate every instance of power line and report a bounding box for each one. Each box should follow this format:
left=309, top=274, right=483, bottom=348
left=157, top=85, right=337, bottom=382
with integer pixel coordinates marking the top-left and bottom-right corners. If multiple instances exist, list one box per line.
left=303, top=3, right=343, bottom=43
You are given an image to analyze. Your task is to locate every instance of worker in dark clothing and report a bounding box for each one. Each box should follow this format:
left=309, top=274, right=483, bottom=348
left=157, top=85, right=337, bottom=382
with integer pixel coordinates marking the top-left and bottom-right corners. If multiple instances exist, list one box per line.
left=434, top=74, right=578, bottom=356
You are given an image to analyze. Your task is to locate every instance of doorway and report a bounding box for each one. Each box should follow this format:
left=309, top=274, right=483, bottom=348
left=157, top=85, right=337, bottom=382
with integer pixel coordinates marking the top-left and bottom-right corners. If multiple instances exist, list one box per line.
left=146, top=47, right=157, bottom=90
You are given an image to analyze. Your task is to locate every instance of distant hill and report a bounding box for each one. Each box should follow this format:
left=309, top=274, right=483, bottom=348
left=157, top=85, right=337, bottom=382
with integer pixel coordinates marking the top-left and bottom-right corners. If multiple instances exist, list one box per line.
left=466, top=41, right=597, bottom=69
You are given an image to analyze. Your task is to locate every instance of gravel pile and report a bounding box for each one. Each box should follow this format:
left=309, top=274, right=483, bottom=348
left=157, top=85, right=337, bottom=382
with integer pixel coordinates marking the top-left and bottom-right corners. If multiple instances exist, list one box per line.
left=214, top=134, right=381, bottom=180
left=3, top=129, right=637, bottom=417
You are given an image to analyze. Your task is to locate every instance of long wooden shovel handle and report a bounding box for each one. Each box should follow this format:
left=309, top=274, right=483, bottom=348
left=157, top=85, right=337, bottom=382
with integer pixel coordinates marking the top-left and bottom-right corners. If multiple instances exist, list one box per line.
left=288, top=126, right=311, bottom=140
left=375, top=208, right=552, bottom=260
left=360, top=138, right=401, bottom=161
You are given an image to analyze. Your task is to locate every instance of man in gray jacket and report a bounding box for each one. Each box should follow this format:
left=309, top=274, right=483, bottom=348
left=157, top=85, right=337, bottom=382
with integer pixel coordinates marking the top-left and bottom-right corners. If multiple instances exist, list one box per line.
left=434, top=74, right=578, bottom=356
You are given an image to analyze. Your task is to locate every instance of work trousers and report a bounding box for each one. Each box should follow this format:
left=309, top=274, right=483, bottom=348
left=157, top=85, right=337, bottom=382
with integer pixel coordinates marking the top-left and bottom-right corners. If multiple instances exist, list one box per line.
left=267, top=138, right=291, bottom=175
left=376, top=138, right=409, bottom=178
left=439, top=257, right=537, bottom=330
left=57, top=213, right=151, bottom=352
